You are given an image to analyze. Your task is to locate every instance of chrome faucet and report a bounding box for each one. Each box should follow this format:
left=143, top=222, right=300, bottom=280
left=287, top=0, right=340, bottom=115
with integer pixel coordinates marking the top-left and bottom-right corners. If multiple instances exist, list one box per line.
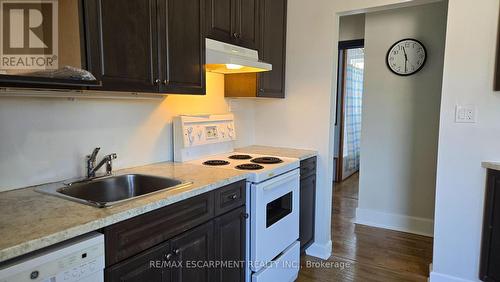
left=86, top=147, right=117, bottom=178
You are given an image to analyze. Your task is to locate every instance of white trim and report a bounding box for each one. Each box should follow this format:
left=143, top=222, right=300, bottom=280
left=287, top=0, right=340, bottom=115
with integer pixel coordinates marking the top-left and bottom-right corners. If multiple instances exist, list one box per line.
left=304, top=240, right=332, bottom=260
left=430, top=271, right=475, bottom=282
left=355, top=208, right=434, bottom=237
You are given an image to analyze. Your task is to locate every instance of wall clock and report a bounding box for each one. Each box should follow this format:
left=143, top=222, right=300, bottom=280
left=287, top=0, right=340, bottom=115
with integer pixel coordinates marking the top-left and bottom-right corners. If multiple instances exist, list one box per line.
left=386, top=38, right=427, bottom=76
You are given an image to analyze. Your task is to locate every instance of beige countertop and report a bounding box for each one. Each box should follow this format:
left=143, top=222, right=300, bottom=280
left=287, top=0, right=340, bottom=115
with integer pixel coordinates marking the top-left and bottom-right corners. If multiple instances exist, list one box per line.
left=482, top=161, right=500, bottom=171
left=0, top=145, right=316, bottom=263
left=0, top=162, right=248, bottom=263
left=236, top=145, right=317, bottom=161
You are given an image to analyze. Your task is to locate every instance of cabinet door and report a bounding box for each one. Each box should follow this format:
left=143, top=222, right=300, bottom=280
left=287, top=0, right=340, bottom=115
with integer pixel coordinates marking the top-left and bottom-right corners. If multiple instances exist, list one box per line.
left=87, top=0, right=160, bottom=92
left=214, top=207, right=246, bottom=282
left=105, top=241, right=171, bottom=282
left=158, top=0, right=205, bottom=94
left=257, top=0, right=287, bottom=98
left=205, top=0, right=234, bottom=44
left=299, top=174, right=315, bottom=251
left=170, top=221, right=215, bottom=282
left=234, top=0, right=259, bottom=49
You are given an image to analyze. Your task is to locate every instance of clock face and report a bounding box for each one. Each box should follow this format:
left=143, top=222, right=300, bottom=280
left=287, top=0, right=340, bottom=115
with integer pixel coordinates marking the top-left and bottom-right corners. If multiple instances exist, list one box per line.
left=386, top=39, right=426, bottom=76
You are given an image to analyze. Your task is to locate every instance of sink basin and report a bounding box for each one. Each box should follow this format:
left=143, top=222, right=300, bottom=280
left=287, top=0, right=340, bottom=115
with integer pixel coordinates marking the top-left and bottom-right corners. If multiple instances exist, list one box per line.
left=36, top=174, right=192, bottom=208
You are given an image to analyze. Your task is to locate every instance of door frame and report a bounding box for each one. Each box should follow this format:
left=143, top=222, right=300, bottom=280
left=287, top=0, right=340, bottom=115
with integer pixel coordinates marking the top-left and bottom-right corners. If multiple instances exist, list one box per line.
left=334, top=39, right=364, bottom=182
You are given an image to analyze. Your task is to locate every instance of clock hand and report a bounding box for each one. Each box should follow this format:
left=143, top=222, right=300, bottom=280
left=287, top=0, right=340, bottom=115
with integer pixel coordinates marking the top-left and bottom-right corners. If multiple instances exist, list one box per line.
left=403, top=47, right=408, bottom=72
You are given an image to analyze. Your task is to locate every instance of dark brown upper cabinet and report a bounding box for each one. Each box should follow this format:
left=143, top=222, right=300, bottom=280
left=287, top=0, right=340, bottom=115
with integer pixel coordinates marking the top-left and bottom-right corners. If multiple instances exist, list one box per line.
left=224, top=0, right=287, bottom=98
left=86, top=0, right=205, bottom=95
left=0, top=0, right=101, bottom=89
left=205, top=0, right=259, bottom=50
left=257, top=0, right=287, bottom=98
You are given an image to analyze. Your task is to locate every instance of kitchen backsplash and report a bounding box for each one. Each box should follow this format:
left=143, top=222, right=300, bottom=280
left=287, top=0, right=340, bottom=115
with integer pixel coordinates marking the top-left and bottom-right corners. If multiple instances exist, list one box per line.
left=0, top=73, right=255, bottom=191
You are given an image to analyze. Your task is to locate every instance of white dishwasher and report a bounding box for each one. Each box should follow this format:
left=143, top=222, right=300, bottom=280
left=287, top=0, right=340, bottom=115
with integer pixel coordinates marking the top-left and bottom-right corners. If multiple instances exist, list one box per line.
left=0, top=232, right=104, bottom=282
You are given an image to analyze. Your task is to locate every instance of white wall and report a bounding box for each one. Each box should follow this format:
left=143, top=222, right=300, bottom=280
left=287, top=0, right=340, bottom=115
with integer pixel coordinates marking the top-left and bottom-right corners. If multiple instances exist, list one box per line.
left=254, top=0, right=493, bottom=280
left=0, top=73, right=255, bottom=191
left=431, top=1, right=500, bottom=281
left=356, top=3, right=446, bottom=237
left=339, top=14, right=365, bottom=41
left=252, top=0, right=442, bottom=260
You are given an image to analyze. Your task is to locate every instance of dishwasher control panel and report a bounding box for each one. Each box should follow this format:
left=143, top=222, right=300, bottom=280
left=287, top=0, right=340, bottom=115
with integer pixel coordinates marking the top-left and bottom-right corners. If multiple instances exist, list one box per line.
left=0, top=232, right=104, bottom=282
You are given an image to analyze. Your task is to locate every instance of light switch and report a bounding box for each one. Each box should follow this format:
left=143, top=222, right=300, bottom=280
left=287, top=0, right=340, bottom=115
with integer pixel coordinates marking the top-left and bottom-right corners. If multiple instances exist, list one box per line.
left=455, top=104, right=476, bottom=123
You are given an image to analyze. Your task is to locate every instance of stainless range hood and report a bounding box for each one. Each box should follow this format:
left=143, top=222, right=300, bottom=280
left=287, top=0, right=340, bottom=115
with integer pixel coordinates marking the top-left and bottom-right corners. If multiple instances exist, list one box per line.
left=205, top=38, right=272, bottom=74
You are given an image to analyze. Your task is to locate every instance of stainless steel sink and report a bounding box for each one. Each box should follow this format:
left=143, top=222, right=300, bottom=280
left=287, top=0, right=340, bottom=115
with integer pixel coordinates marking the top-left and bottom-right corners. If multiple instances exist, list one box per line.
left=36, top=174, right=192, bottom=208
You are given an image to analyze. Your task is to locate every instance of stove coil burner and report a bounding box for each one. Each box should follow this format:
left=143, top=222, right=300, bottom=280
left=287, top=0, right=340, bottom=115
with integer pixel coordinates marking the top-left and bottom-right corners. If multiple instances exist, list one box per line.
left=203, top=160, right=230, bottom=166
left=235, top=163, right=264, bottom=170
left=228, top=154, right=253, bottom=160
left=251, top=157, right=283, bottom=164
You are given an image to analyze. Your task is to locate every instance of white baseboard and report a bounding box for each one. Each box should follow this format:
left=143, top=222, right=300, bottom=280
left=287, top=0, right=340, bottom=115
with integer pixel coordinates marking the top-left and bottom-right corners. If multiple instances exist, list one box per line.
left=355, top=208, right=434, bottom=237
left=430, top=271, right=475, bottom=282
left=305, top=240, right=332, bottom=260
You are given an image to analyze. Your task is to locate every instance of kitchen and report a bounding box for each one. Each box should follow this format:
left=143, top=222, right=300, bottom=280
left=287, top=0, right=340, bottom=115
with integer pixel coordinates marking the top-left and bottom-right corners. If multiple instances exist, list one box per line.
left=0, top=0, right=318, bottom=281
left=1, top=1, right=500, bottom=282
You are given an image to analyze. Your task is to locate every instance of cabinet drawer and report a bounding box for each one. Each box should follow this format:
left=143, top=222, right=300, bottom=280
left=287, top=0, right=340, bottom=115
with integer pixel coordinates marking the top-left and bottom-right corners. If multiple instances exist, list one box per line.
left=214, top=180, right=246, bottom=216
left=300, top=157, right=317, bottom=180
left=105, top=240, right=169, bottom=282
left=104, top=192, right=214, bottom=266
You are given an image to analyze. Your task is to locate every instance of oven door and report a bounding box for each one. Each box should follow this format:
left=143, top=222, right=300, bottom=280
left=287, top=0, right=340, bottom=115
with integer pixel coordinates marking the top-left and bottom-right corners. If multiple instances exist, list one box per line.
left=250, top=169, right=299, bottom=272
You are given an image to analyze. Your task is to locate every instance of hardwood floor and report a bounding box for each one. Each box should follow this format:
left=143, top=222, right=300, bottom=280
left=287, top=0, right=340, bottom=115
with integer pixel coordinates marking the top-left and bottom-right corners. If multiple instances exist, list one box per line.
left=297, top=173, right=433, bottom=282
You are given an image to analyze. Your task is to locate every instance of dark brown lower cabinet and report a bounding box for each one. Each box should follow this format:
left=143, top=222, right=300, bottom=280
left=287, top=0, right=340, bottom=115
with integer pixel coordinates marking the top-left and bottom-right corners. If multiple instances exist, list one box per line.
left=214, top=207, right=246, bottom=282
left=480, top=169, right=500, bottom=281
left=299, top=174, right=316, bottom=251
left=105, top=241, right=171, bottom=282
left=104, top=180, right=246, bottom=282
left=170, top=222, right=214, bottom=282
left=299, top=157, right=317, bottom=252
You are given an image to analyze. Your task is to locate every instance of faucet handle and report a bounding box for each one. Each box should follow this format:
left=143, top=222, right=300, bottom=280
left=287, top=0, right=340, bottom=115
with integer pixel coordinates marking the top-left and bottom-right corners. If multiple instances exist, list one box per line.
left=105, top=153, right=117, bottom=175
left=87, top=147, right=101, bottom=162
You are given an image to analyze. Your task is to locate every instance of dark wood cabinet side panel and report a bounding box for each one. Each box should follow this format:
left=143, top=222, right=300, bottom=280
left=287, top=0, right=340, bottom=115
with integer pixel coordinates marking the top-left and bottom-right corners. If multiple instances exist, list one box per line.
left=481, top=169, right=500, bottom=281
left=299, top=174, right=316, bottom=251
left=83, top=0, right=102, bottom=83
left=257, top=0, right=287, bottom=98
left=104, top=192, right=214, bottom=266
left=300, top=156, right=317, bottom=180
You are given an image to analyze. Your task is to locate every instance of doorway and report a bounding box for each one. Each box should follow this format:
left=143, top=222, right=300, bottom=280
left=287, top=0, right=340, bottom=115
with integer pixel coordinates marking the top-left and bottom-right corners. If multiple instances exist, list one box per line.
left=334, top=40, right=364, bottom=182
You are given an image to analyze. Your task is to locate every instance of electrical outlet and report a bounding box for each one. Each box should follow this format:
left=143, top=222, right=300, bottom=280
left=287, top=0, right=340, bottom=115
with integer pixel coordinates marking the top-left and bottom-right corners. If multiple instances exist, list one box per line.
left=455, top=104, right=476, bottom=123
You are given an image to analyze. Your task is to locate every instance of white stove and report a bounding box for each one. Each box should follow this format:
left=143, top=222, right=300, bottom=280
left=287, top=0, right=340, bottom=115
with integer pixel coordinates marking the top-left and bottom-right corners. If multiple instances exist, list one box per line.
left=188, top=152, right=299, bottom=183
left=173, top=114, right=300, bottom=282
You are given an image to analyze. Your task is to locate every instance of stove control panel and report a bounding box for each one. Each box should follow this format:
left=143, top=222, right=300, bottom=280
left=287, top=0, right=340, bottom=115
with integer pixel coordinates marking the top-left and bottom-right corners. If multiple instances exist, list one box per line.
left=174, top=114, right=236, bottom=149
